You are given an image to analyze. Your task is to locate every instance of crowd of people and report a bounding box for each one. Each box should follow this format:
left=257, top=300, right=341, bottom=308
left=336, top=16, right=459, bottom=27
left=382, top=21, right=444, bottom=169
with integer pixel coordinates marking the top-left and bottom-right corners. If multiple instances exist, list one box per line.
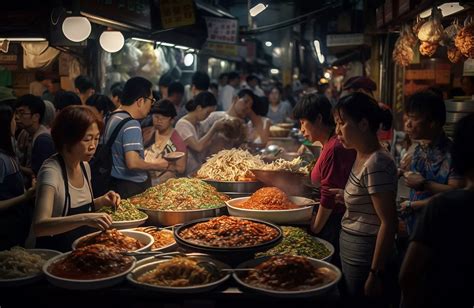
left=0, top=70, right=472, bottom=307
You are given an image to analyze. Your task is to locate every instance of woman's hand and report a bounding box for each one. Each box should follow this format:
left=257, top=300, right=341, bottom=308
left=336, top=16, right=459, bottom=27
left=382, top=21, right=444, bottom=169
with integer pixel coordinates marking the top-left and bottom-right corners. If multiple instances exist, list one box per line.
left=100, top=190, right=121, bottom=209
left=365, top=273, right=383, bottom=297
left=328, top=188, right=345, bottom=204
left=404, top=171, right=425, bottom=190
left=84, top=213, right=113, bottom=230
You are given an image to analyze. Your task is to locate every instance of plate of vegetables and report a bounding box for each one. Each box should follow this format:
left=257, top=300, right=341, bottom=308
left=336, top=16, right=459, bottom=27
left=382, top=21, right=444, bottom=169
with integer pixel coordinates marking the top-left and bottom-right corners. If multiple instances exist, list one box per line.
left=98, top=199, right=148, bottom=229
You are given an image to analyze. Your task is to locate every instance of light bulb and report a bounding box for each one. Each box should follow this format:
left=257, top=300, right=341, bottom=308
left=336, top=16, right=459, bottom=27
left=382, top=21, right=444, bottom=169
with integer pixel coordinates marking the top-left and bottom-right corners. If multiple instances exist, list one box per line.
left=184, top=53, right=194, bottom=67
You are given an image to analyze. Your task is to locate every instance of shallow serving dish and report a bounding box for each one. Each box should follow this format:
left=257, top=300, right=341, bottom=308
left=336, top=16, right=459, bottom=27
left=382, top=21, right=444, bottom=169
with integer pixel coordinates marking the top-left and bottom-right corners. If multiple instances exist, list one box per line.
left=138, top=205, right=228, bottom=226
left=125, top=228, right=177, bottom=252
left=233, top=256, right=341, bottom=298
left=0, top=249, right=61, bottom=287
left=173, top=217, right=282, bottom=256
left=226, top=196, right=317, bottom=225
left=71, top=230, right=154, bottom=252
left=127, top=253, right=231, bottom=293
left=111, top=214, right=148, bottom=229
left=43, top=252, right=136, bottom=290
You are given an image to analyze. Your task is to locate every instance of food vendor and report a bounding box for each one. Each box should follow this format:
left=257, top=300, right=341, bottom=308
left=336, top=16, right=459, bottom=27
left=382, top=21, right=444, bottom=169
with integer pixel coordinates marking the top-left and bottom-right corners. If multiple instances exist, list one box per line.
left=175, top=92, right=223, bottom=175
left=33, top=106, right=121, bottom=252
left=293, top=93, right=356, bottom=262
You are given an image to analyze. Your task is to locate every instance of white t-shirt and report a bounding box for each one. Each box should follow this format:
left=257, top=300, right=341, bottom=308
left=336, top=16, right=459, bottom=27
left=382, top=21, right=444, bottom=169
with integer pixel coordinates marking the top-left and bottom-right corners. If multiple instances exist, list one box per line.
left=175, top=118, right=202, bottom=175
left=219, top=85, right=236, bottom=111
left=36, top=157, right=93, bottom=217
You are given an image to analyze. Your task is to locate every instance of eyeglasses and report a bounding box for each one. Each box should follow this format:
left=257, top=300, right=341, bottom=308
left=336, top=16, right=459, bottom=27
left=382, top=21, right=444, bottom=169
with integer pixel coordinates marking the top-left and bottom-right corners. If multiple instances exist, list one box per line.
left=143, top=97, right=157, bottom=104
left=15, top=110, right=32, bottom=117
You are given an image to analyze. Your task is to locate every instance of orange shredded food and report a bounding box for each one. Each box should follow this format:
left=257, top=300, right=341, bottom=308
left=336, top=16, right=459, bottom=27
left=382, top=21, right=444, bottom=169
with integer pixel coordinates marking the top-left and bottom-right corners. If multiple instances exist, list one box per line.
left=238, top=187, right=299, bottom=210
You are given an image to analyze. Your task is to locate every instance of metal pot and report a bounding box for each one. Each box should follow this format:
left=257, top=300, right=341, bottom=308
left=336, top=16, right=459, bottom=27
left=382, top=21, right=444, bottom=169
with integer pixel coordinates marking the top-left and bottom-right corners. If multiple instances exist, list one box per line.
left=139, top=205, right=228, bottom=226
left=202, top=179, right=263, bottom=193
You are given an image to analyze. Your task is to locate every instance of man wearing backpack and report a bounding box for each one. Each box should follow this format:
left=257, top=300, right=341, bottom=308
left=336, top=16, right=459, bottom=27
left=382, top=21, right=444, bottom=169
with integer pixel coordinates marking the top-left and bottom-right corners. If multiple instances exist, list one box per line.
left=94, top=77, right=170, bottom=198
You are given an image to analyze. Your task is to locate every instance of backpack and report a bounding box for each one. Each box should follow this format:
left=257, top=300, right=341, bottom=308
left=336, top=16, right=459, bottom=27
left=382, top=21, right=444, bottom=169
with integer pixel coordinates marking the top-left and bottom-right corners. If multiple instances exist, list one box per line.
left=90, top=115, right=132, bottom=197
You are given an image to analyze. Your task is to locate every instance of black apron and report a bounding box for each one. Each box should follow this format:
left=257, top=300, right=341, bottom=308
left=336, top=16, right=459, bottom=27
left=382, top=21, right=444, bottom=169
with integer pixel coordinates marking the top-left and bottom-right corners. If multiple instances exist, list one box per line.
left=0, top=156, right=31, bottom=250
left=35, top=155, right=96, bottom=252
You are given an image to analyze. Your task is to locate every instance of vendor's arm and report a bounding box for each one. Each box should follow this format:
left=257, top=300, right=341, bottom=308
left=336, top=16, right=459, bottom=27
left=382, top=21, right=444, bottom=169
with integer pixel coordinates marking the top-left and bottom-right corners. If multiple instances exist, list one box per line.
left=185, top=120, right=223, bottom=152
left=94, top=190, right=121, bottom=210
left=125, top=150, right=168, bottom=171
left=0, top=187, right=35, bottom=212
left=33, top=184, right=112, bottom=236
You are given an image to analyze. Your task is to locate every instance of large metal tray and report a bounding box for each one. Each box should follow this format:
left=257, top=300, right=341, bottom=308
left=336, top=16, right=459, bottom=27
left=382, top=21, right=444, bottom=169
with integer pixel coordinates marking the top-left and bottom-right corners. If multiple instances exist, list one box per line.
left=201, top=179, right=264, bottom=193
left=139, top=205, right=228, bottom=227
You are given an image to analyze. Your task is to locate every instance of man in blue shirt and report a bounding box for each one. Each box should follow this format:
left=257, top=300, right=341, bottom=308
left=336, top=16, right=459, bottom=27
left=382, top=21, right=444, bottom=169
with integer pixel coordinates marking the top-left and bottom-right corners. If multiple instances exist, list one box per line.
left=103, top=77, right=170, bottom=198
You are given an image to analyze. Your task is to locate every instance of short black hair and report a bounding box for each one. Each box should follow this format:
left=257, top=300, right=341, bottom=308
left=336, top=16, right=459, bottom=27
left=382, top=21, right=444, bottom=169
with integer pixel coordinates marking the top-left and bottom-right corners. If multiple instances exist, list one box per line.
left=293, top=93, right=334, bottom=127
left=335, top=92, right=392, bottom=133
left=405, top=90, right=446, bottom=125
left=218, top=73, right=228, bottom=80
left=54, top=91, right=81, bottom=111
left=121, top=76, right=153, bottom=106
left=74, top=75, right=95, bottom=94
left=192, top=71, right=210, bottom=91
left=168, top=81, right=185, bottom=96
left=185, top=91, right=217, bottom=112
left=210, top=82, right=218, bottom=91
left=150, top=99, right=177, bottom=118
left=110, top=82, right=124, bottom=98
left=251, top=95, right=269, bottom=117
left=246, top=74, right=259, bottom=83
left=452, top=113, right=474, bottom=176
left=158, top=74, right=173, bottom=87
left=86, top=94, right=116, bottom=114
left=16, top=94, right=46, bottom=123
left=227, top=72, right=239, bottom=82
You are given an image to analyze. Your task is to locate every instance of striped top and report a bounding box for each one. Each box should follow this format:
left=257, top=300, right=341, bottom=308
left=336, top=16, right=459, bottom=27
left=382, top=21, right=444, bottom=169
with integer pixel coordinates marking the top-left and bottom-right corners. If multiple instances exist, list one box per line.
left=101, top=111, right=147, bottom=183
left=342, top=150, right=397, bottom=236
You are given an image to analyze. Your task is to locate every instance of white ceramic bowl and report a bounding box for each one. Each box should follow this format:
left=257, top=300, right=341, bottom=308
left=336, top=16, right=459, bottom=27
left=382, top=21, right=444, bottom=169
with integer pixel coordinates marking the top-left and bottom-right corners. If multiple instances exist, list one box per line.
left=226, top=196, right=317, bottom=224
left=0, top=249, right=61, bottom=287
left=43, top=252, right=135, bottom=290
left=71, top=230, right=154, bottom=252
left=110, top=214, right=148, bottom=229
left=125, top=228, right=177, bottom=252
left=233, top=256, right=341, bottom=298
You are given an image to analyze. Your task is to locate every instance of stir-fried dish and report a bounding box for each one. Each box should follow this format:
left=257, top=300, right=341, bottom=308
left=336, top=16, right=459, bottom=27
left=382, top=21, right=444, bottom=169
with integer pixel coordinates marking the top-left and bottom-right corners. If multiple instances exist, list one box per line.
left=130, top=178, right=229, bottom=211
left=178, top=216, right=280, bottom=248
left=98, top=199, right=147, bottom=221
left=256, top=226, right=331, bottom=259
left=49, top=244, right=134, bottom=280
left=76, top=229, right=144, bottom=251
left=0, top=247, right=48, bottom=279
left=238, top=187, right=300, bottom=210
left=136, top=257, right=218, bottom=287
left=242, top=255, right=335, bottom=291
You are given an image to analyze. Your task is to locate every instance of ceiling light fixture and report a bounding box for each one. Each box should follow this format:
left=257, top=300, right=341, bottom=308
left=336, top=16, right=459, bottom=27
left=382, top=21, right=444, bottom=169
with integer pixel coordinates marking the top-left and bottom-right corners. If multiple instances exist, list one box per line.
left=99, top=30, right=124, bottom=53
left=265, top=41, right=272, bottom=47
left=250, top=3, right=268, bottom=17
left=62, top=16, right=91, bottom=42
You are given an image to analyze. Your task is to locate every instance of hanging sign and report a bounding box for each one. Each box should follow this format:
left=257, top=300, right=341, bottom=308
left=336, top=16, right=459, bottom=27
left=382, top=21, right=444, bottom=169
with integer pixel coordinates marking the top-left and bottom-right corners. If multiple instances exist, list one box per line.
left=205, top=17, right=238, bottom=44
left=159, top=0, right=196, bottom=29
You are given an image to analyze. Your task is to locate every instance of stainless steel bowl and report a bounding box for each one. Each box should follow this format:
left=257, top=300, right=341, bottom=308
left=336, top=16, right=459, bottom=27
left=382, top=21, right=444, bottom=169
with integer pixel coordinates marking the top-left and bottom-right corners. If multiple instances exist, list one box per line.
left=138, top=205, right=228, bottom=226
left=202, top=179, right=263, bottom=193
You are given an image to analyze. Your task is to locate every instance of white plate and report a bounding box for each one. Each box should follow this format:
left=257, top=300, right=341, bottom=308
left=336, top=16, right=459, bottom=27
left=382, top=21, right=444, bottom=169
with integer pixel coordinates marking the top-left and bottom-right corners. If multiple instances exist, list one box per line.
left=0, top=249, right=61, bottom=287
left=127, top=254, right=231, bottom=293
left=226, top=196, right=317, bottom=224
left=43, top=252, right=136, bottom=290
left=111, top=214, right=148, bottom=229
left=71, top=230, right=154, bottom=252
left=233, top=256, right=341, bottom=298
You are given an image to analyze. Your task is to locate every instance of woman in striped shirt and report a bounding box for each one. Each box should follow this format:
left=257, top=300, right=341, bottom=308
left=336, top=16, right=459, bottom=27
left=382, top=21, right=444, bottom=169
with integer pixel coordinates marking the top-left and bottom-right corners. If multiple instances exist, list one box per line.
left=332, top=92, right=398, bottom=304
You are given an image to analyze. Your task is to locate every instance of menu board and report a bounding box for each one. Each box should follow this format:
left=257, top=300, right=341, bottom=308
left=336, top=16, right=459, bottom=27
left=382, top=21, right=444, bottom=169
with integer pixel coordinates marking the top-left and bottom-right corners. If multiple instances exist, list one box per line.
left=205, top=17, right=238, bottom=44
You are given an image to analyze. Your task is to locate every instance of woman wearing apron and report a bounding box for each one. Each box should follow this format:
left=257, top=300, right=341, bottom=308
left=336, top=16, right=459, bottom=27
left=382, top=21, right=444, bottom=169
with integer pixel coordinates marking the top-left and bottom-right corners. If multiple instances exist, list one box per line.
left=0, top=104, right=35, bottom=250
left=33, top=106, right=120, bottom=252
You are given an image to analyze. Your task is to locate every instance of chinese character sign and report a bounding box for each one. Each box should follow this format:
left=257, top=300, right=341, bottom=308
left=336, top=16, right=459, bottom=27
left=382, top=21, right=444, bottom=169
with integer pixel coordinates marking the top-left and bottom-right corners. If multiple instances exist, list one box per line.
left=160, top=0, right=195, bottom=29
left=205, top=17, right=238, bottom=44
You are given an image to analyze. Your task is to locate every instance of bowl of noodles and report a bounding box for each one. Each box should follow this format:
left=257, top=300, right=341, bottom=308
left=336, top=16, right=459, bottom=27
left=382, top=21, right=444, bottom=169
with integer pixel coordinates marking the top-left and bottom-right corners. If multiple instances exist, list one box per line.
left=0, top=247, right=61, bottom=287
left=226, top=187, right=317, bottom=225
left=127, top=254, right=231, bottom=293
left=196, top=149, right=309, bottom=194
